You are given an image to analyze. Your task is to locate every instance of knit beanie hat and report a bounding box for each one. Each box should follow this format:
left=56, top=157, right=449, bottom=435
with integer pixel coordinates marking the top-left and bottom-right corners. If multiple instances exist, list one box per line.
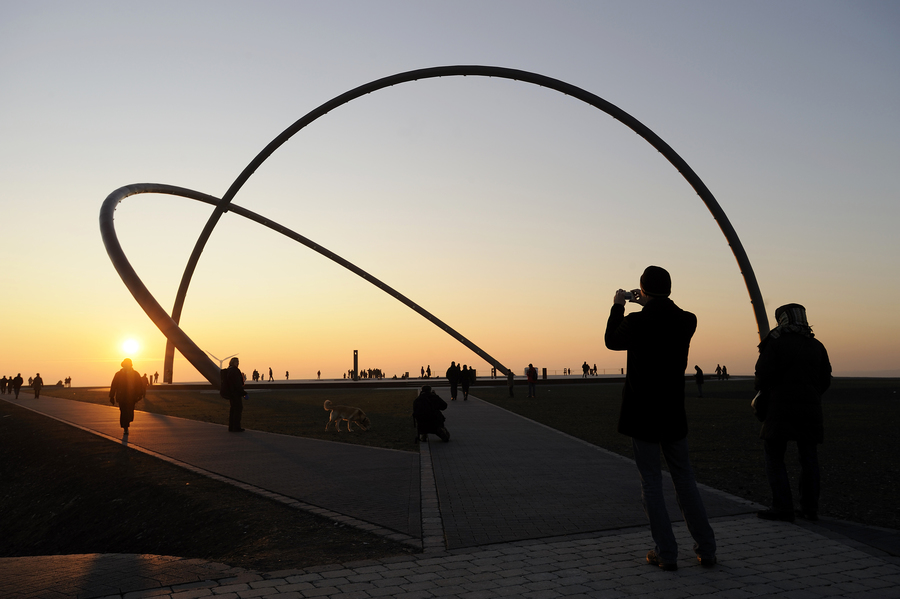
left=640, top=266, right=671, bottom=298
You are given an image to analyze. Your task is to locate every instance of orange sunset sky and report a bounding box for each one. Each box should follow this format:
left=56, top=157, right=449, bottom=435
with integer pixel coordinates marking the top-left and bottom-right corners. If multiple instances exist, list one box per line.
left=2, top=2, right=898, bottom=386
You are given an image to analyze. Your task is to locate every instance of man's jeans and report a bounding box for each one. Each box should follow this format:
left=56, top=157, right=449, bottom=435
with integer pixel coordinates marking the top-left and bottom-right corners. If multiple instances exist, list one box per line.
left=632, top=437, right=717, bottom=564
left=764, top=437, right=819, bottom=514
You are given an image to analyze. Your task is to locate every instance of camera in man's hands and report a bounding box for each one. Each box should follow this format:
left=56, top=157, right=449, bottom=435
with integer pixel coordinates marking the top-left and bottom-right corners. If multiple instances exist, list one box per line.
left=622, top=292, right=633, bottom=300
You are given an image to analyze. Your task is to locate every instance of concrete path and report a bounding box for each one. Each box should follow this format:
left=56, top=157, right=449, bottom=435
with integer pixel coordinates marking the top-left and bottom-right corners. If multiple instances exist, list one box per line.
left=2, top=391, right=899, bottom=598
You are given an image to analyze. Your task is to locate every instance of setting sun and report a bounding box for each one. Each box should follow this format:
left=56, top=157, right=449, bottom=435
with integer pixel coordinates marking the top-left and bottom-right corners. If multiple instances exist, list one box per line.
left=122, top=339, right=139, bottom=355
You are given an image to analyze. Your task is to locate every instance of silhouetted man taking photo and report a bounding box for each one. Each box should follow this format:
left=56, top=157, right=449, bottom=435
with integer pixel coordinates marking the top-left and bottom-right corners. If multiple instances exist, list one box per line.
left=604, top=265, right=716, bottom=571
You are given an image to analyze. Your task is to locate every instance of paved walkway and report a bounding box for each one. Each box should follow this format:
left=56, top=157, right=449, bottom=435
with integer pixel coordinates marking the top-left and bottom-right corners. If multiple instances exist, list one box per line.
left=2, top=391, right=899, bottom=598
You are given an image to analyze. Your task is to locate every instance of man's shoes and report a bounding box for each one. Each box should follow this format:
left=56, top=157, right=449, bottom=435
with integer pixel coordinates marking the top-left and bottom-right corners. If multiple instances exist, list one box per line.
left=757, top=509, right=795, bottom=522
left=795, top=509, right=819, bottom=521
left=646, top=550, right=677, bottom=571
left=697, top=555, right=717, bottom=568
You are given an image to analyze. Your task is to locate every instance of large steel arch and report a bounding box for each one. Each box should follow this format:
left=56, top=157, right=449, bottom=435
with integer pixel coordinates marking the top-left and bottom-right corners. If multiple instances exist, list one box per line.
left=100, top=182, right=510, bottom=386
left=103, top=65, right=768, bottom=385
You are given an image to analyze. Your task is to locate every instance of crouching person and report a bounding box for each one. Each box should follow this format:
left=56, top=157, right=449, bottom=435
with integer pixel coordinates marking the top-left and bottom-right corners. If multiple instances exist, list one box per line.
left=413, top=385, right=450, bottom=442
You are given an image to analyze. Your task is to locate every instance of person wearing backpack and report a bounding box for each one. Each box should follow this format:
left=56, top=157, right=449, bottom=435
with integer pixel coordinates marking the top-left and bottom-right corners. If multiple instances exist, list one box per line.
left=221, top=357, right=248, bottom=432
left=413, top=385, right=449, bottom=442
left=109, top=358, right=144, bottom=435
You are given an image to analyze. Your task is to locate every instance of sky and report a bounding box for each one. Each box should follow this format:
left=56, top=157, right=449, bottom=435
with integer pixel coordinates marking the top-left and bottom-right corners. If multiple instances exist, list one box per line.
left=1, top=1, right=898, bottom=386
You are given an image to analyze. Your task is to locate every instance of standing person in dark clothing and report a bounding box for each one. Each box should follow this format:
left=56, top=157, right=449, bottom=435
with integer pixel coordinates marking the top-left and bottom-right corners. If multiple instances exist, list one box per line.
left=526, top=364, right=538, bottom=398
left=32, top=373, right=43, bottom=398
left=413, top=385, right=449, bottom=442
left=1, top=375, right=7, bottom=394
left=694, top=365, right=704, bottom=398
left=755, top=303, right=831, bottom=522
left=446, top=361, right=460, bottom=401
left=221, top=357, right=248, bottom=432
left=12, top=374, right=23, bottom=398
left=605, top=266, right=716, bottom=571
left=109, top=358, right=144, bottom=435
left=460, top=365, right=471, bottom=400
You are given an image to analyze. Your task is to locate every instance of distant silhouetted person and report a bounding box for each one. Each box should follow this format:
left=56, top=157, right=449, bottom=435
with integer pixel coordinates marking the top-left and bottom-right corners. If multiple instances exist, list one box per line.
left=582, top=361, right=589, bottom=378
left=605, top=265, right=716, bottom=570
left=12, top=374, right=23, bottom=398
left=268, top=367, right=273, bottom=382
left=526, top=364, right=537, bottom=398
left=721, top=365, right=728, bottom=380
left=420, top=366, right=425, bottom=378
left=460, top=365, right=471, bottom=401
left=715, top=364, right=722, bottom=380
left=0, top=375, right=7, bottom=394
left=694, top=365, right=704, bottom=397
left=153, top=371, right=159, bottom=384
left=285, top=371, right=289, bottom=380
left=593, top=363, right=598, bottom=375
left=413, top=385, right=449, bottom=442
left=32, top=373, right=43, bottom=398
left=109, top=358, right=144, bottom=435
left=755, top=303, right=831, bottom=523
left=507, top=371, right=515, bottom=397
left=222, top=357, right=248, bottom=432
left=446, top=361, right=460, bottom=401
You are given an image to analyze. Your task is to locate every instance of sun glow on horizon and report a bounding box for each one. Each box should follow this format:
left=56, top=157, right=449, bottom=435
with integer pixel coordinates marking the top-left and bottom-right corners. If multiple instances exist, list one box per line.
left=122, top=339, right=140, bottom=356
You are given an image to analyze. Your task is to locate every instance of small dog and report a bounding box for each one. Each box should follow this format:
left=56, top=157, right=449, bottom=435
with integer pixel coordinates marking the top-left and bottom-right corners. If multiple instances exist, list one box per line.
left=324, top=400, right=371, bottom=432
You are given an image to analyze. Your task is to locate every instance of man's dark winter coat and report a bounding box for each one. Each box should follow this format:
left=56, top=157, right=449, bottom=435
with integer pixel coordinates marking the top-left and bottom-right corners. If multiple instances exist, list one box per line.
left=755, top=332, right=831, bottom=443
left=605, top=297, right=697, bottom=442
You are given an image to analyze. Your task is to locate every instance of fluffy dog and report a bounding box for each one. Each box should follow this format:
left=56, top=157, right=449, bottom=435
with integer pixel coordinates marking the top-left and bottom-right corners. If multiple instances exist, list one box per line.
left=324, top=399, right=371, bottom=432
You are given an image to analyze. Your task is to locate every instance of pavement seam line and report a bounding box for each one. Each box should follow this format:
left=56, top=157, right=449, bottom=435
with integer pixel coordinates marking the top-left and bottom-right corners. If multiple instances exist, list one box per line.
left=418, top=438, right=447, bottom=553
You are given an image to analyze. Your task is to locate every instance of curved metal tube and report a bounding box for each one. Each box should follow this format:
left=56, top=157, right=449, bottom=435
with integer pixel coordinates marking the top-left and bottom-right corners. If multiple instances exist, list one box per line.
left=100, top=182, right=510, bottom=384
left=105, top=65, right=768, bottom=385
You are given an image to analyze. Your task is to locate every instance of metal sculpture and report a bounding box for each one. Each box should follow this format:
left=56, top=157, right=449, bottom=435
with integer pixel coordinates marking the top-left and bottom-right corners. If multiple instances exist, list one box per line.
left=100, top=65, right=768, bottom=387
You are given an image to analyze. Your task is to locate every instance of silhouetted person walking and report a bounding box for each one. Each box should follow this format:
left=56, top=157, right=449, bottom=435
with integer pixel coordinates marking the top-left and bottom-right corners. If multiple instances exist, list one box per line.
left=12, top=374, right=23, bottom=398
left=460, top=365, right=471, bottom=400
left=694, top=365, right=704, bottom=397
left=605, top=266, right=716, bottom=571
left=109, top=358, right=144, bottom=435
left=32, top=373, right=43, bottom=398
left=446, top=361, right=460, bottom=401
left=755, top=303, right=831, bottom=523
left=582, top=361, right=590, bottom=378
left=222, top=357, right=248, bottom=432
